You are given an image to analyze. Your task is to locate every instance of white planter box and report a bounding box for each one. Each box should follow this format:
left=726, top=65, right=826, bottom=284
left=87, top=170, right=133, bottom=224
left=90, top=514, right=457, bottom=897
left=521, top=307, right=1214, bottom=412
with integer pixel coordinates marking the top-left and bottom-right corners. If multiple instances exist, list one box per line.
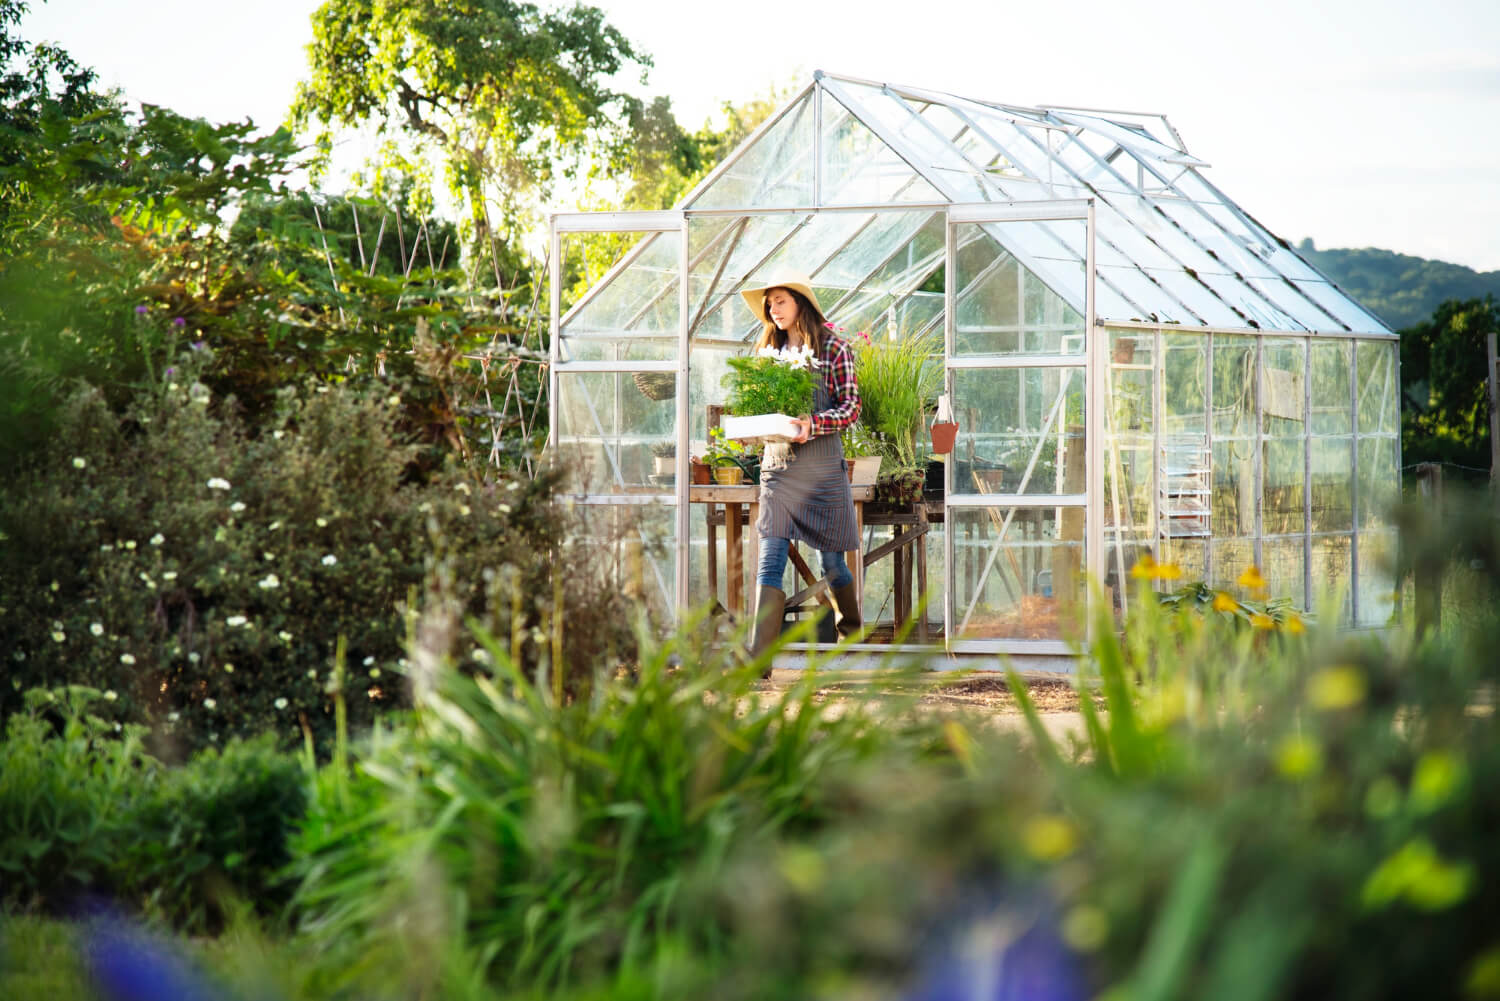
left=848, top=455, right=882, bottom=486
left=721, top=413, right=801, bottom=443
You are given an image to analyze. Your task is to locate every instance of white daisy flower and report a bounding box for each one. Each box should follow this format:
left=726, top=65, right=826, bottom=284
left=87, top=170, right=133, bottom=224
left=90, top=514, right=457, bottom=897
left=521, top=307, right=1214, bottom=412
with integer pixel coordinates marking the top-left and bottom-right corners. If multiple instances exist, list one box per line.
left=207, top=478, right=231, bottom=490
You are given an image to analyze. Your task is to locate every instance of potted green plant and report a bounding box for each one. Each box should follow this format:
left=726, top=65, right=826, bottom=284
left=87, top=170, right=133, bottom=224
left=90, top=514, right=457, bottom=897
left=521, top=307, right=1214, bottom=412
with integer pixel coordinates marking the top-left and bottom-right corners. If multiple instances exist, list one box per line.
left=720, top=344, right=816, bottom=442
left=703, top=427, right=748, bottom=485
left=840, top=422, right=883, bottom=486
left=649, top=439, right=676, bottom=476
left=849, top=327, right=942, bottom=504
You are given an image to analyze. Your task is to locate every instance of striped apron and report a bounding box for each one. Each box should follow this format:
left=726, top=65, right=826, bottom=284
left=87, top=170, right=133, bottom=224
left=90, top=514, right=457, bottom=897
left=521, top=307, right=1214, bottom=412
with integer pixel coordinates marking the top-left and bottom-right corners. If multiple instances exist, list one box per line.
left=755, top=379, right=859, bottom=551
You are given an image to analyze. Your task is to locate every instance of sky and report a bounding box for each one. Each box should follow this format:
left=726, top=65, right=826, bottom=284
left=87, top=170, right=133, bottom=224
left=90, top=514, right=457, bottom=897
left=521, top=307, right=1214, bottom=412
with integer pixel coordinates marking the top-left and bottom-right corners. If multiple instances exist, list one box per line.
left=17, top=0, right=1500, bottom=271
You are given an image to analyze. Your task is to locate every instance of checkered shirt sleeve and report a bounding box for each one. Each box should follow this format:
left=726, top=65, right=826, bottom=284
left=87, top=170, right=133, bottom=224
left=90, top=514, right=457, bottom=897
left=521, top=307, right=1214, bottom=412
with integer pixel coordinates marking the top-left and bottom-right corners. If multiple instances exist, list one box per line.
left=811, top=335, right=861, bottom=437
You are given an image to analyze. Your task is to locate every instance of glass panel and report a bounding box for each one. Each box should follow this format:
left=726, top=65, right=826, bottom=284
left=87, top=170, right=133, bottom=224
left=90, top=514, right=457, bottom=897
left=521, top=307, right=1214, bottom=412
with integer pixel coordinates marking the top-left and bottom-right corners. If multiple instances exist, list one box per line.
left=1310, top=534, right=1354, bottom=625
left=1310, top=438, right=1354, bottom=532
left=813, top=210, right=943, bottom=291
left=1310, top=340, right=1353, bottom=435
left=1211, top=439, right=1256, bottom=537
left=1162, top=333, right=1208, bottom=436
left=827, top=81, right=991, bottom=203
left=562, top=338, right=678, bottom=364
left=953, top=223, right=1085, bottom=356
left=1104, top=444, right=1152, bottom=543
left=556, top=373, right=675, bottom=495
left=1355, top=530, right=1398, bottom=628
left=561, top=230, right=680, bottom=347
left=821, top=90, right=943, bottom=205
left=1261, top=338, right=1306, bottom=438
left=1107, top=329, right=1153, bottom=435
left=1158, top=537, right=1207, bottom=584
left=570, top=502, right=676, bottom=623
left=1357, top=436, right=1399, bottom=529
left=1212, top=335, right=1257, bottom=438
left=951, top=506, right=1084, bottom=640
left=1210, top=538, right=1256, bottom=594
left=1293, top=279, right=1392, bottom=333
left=953, top=368, right=1085, bottom=496
left=1261, top=536, right=1306, bottom=609
left=691, top=93, right=814, bottom=209
left=1262, top=438, right=1305, bottom=535
left=1356, top=340, right=1399, bottom=435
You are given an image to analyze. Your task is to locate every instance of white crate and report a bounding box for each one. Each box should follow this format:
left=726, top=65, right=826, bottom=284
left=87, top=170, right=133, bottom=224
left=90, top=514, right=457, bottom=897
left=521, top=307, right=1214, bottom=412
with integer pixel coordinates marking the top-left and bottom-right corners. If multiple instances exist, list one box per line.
left=721, top=413, right=802, bottom=443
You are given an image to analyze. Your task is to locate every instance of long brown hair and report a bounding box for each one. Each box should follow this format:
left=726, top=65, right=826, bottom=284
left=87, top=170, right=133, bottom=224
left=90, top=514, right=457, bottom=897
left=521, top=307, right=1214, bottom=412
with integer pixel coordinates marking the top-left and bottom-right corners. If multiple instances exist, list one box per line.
left=751, top=287, right=830, bottom=357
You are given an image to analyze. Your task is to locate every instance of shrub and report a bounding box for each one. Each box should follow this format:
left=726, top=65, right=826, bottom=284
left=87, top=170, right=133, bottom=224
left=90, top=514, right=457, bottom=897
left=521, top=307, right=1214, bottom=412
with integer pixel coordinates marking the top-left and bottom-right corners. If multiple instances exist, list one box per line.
left=0, top=686, right=305, bottom=931
left=286, top=615, right=939, bottom=998
left=0, top=360, right=632, bottom=753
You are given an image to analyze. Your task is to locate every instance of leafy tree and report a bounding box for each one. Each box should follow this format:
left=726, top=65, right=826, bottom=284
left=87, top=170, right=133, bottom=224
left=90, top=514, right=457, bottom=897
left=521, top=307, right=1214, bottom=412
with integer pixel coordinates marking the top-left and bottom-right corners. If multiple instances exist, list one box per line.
left=1400, top=296, right=1498, bottom=479
left=290, top=0, right=650, bottom=273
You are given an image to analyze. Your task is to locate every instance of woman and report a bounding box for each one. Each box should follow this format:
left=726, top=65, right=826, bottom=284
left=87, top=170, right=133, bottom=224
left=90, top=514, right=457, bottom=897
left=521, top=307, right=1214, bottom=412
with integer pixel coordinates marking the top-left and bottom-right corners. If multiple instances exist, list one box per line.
left=737, top=271, right=863, bottom=661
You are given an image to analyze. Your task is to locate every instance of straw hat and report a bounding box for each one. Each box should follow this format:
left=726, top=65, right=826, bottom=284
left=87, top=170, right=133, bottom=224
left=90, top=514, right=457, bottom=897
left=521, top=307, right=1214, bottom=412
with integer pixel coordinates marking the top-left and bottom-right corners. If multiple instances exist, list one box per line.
left=739, top=271, right=823, bottom=323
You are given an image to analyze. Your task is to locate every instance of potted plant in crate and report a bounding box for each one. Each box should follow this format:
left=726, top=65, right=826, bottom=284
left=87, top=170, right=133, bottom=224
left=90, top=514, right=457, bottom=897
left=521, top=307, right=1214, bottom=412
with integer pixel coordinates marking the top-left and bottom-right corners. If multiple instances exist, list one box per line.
left=719, top=344, right=816, bottom=443
left=703, top=427, right=749, bottom=485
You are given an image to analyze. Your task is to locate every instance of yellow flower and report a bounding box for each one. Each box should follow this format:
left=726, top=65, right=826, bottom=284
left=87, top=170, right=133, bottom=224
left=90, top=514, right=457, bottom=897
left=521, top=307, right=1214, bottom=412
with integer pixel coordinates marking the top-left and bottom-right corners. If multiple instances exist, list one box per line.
left=1283, top=614, right=1306, bottom=634
left=1308, top=665, right=1365, bottom=711
left=1022, top=815, right=1078, bottom=861
left=1131, top=555, right=1183, bottom=581
left=1212, top=591, right=1237, bottom=613
left=1237, top=565, right=1268, bottom=592
left=1250, top=613, right=1275, bottom=630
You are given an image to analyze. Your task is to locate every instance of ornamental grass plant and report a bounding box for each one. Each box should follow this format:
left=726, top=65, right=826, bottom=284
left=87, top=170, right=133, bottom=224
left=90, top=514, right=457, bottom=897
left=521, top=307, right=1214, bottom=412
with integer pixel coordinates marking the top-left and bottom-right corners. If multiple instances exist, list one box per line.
left=850, top=327, right=943, bottom=470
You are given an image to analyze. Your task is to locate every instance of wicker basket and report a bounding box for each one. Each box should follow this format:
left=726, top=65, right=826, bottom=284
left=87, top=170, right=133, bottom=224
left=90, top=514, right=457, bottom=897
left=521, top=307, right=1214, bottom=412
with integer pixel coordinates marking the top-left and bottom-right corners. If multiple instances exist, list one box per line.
left=632, top=371, right=676, bottom=401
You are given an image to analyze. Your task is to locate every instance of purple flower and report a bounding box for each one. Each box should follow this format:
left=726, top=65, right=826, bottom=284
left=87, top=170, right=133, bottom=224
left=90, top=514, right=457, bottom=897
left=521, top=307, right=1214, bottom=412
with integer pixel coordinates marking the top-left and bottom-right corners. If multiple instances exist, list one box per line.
left=134, top=305, right=148, bottom=315
left=164, top=367, right=176, bottom=376
left=190, top=341, right=206, bottom=352
left=172, top=317, right=186, bottom=327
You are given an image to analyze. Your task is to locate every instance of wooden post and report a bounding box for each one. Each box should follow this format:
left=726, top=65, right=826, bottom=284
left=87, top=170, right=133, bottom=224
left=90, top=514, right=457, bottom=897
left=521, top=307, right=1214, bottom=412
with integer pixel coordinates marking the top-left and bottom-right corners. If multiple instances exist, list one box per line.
left=1414, top=462, right=1443, bottom=636
left=1488, top=331, right=1498, bottom=495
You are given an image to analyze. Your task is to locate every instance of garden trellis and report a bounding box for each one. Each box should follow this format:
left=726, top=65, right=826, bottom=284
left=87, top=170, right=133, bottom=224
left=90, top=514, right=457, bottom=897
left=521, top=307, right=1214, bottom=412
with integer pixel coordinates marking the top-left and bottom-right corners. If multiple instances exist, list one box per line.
left=548, top=71, right=1400, bottom=654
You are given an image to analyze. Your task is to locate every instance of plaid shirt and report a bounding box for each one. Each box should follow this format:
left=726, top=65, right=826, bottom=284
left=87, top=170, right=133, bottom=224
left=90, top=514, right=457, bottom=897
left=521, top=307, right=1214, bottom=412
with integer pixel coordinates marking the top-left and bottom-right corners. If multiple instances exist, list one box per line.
left=811, top=334, right=861, bottom=437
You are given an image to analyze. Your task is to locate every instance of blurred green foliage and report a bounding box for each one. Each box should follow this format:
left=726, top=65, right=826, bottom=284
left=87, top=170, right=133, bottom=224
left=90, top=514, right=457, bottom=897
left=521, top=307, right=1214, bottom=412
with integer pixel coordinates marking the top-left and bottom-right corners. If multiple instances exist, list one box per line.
left=0, top=686, right=305, bottom=931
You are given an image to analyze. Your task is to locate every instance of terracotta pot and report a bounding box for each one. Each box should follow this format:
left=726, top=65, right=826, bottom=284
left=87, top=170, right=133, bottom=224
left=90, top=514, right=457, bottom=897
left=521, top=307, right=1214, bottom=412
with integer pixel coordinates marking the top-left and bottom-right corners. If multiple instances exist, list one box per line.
left=930, top=421, right=959, bottom=455
left=713, top=465, right=744, bottom=486
left=690, top=460, right=712, bottom=485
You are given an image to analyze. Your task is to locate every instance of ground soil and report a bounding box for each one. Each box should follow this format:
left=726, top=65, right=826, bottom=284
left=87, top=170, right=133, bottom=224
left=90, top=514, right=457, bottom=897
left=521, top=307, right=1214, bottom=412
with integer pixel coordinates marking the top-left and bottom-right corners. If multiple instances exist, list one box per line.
left=761, top=670, right=1102, bottom=714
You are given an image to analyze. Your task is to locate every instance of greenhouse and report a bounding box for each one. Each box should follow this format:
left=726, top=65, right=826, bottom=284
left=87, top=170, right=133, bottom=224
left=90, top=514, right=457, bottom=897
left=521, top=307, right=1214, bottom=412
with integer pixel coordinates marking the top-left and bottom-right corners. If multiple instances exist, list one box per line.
left=547, top=71, right=1400, bottom=655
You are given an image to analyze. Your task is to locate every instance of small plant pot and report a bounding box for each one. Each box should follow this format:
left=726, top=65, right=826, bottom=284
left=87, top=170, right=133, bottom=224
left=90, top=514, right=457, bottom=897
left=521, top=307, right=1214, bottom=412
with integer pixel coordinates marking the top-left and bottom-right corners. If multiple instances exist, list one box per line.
left=713, top=465, right=744, bottom=486
left=930, top=421, right=959, bottom=455
left=653, top=455, right=675, bottom=476
left=690, top=460, right=712, bottom=485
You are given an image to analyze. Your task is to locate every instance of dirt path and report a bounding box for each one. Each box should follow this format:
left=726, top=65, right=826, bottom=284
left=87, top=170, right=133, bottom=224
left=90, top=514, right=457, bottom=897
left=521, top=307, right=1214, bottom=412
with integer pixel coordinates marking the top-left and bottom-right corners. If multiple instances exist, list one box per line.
left=759, top=668, right=1100, bottom=744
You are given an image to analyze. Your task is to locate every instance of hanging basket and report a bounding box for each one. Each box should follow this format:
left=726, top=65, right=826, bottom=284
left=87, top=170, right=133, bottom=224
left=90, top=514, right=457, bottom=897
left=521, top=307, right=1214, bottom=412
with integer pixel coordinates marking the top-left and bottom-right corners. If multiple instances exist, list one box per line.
left=633, top=372, right=676, bottom=401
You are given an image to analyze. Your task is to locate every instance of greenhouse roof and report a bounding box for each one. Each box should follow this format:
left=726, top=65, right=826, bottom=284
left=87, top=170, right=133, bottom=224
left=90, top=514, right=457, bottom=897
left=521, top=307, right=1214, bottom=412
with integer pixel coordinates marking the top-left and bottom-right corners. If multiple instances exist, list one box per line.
left=560, top=71, right=1391, bottom=348
left=715, top=71, right=1391, bottom=330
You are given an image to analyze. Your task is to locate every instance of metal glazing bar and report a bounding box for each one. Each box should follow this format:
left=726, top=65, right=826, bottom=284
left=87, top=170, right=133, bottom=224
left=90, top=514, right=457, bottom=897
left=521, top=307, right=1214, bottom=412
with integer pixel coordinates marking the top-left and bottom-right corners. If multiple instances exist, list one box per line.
left=964, top=115, right=1199, bottom=324
left=676, top=215, right=691, bottom=618
left=1051, top=128, right=1341, bottom=332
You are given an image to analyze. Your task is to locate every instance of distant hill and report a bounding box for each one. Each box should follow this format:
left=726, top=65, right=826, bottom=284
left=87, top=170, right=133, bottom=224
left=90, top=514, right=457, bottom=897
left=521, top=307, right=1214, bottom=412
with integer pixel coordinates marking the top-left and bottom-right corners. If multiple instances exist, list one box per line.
left=1294, top=241, right=1500, bottom=332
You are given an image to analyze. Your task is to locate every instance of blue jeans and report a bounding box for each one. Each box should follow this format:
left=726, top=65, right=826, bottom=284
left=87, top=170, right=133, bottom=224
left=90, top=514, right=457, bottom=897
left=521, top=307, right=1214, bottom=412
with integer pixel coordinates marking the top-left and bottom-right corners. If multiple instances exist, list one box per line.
left=757, top=536, right=852, bottom=590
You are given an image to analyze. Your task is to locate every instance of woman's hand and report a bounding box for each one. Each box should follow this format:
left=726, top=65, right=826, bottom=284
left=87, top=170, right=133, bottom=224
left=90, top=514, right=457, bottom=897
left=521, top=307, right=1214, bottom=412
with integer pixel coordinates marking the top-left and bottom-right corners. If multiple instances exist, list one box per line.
left=792, top=416, right=812, bottom=443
